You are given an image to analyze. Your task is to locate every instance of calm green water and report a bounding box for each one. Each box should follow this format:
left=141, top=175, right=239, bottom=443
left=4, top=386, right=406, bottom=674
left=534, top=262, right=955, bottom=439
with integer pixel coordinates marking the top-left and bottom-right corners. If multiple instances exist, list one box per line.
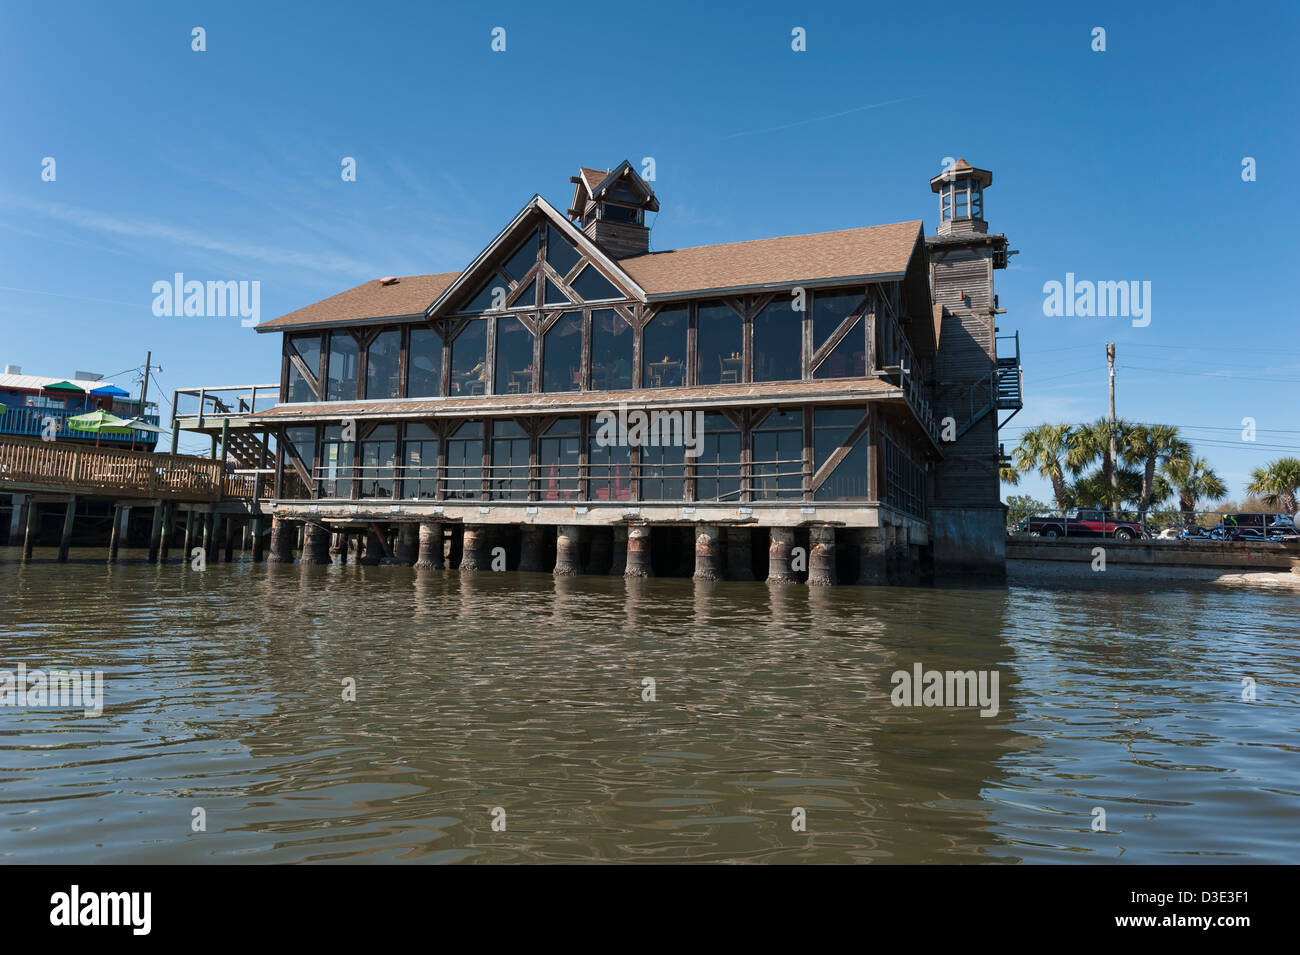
left=1, top=547, right=1297, bottom=864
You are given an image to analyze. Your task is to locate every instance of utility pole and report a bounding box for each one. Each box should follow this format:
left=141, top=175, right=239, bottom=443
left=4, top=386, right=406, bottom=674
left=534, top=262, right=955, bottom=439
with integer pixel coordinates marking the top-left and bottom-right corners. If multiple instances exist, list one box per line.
left=139, top=350, right=152, bottom=415
left=1106, top=342, right=1118, bottom=514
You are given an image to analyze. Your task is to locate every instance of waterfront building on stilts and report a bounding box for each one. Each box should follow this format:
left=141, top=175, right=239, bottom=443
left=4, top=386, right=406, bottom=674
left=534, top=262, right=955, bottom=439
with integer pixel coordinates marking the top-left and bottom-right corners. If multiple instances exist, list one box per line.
left=171, top=159, right=1022, bottom=583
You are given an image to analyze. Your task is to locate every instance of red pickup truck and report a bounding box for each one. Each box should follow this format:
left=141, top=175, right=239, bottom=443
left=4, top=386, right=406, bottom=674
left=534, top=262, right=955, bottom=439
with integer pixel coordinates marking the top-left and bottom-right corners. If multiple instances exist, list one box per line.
left=1018, top=508, right=1147, bottom=540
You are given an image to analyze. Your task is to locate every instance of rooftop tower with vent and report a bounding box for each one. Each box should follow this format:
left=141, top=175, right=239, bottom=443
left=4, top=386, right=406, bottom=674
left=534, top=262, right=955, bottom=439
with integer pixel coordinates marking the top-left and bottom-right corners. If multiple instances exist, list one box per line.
left=925, top=158, right=1020, bottom=578
left=567, top=160, right=658, bottom=258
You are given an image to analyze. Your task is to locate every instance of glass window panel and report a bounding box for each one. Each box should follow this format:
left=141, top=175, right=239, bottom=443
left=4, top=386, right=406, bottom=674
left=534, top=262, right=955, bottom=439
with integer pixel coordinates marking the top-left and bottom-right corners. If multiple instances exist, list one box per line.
left=494, top=317, right=535, bottom=394
left=365, top=329, right=401, bottom=399
left=317, top=424, right=354, bottom=498
left=591, top=309, right=633, bottom=389
left=402, top=422, right=439, bottom=499
left=461, top=273, right=510, bottom=313
left=813, top=291, right=863, bottom=380
left=751, top=409, right=803, bottom=500
left=753, top=297, right=803, bottom=383
left=287, top=335, right=320, bottom=402
left=326, top=331, right=360, bottom=401
left=490, top=420, right=530, bottom=500
left=640, top=443, right=685, bottom=501
left=509, top=277, right=536, bottom=309
left=503, top=230, right=540, bottom=283
left=407, top=326, right=443, bottom=397
left=696, top=301, right=743, bottom=386
left=450, top=321, right=488, bottom=396
left=543, top=277, right=570, bottom=306
left=642, top=306, right=687, bottom=388
left=539, top=417, right=580, bottom=500
left=545, top=225, right=580, bottom=277
left=572, top=265, right=621, bottom=302
left=600, top=203, right=639, bottom=224
left=695, top=413, right=741, bottom=502
left=588, top=429, right=631, bottom=501
left=812, top=407, right=865, bottom=473
left=543, top=312, right=582, bottom=393
left=358, top=425, right=397, bottom=498
left=445, top=421, right=483, bottom=499
left=815, top=439, right=869, bottom=502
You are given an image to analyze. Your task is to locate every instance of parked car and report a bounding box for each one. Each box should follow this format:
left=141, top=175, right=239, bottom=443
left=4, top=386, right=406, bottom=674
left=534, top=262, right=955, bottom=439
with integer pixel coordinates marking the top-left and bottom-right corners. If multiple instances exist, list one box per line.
left=1214, top=513, right=1298, bottom=542
left=1021, top=508, right=1148, bottom=540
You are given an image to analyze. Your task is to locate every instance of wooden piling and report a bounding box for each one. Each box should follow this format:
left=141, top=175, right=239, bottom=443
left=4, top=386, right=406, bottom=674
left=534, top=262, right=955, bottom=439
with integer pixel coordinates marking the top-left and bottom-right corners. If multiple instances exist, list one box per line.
left=22, top=500, right=37, bottom=560
left=158, top=503, right=173, bottom=564
left=251, top=517, right=264, bottom=562
left=147, top=502, right=163, bottom=562
left=609, top=525, right=627, bottom=576
left=108, top=503, right=123, bottom=562
left=179, top=508, right=193, bottom=562
left=223, top=516, right=235, bottom=562
left=58, top=496, right=76, bottom=561
left=360, top=526, right=384, bottom=565
left=807, top=525, right=836, bottom=586
left=767, top=527, right=797, bottom=583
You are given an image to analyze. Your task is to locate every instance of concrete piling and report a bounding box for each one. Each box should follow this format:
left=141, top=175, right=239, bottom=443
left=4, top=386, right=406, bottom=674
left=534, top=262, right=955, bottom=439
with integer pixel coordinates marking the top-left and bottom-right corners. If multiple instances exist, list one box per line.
left=624, top=524, right=651, bottom=578
left=807, top=525, right=836, bottom=586
left=609, top=526, right=627, bottom=576
left=415, top=521, right=443, bottom=569
left=554, top=524, right=581, bottom=576
left=518, top=524, right=544, bottom=572
left=767, top=527, right=797, bottom=583
left=693, top=523, right=720, bottom=581
left=459, top=524, right=485, bottom=571
left=268, top=516, right=295, bottom=562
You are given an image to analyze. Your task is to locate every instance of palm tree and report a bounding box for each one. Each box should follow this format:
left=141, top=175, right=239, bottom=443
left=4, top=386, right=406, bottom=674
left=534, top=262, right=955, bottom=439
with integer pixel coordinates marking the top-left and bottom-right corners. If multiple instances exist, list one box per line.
left=1066, top=418, right=1131, bottom=513
left=1126, top=424, right=1190, bottom=520
left=1006, top=423, right=1072, bottom=513
left=1245, top=457, right=1300, bottom=516
left=1162, top=456, right=1227, bottom=528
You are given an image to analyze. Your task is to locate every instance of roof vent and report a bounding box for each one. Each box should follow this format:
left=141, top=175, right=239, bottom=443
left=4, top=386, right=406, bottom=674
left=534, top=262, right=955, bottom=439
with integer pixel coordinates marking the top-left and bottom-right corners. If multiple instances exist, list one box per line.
left=379, top=276, right=399, bottom=286
left=4, top=364, right=20, bottom=375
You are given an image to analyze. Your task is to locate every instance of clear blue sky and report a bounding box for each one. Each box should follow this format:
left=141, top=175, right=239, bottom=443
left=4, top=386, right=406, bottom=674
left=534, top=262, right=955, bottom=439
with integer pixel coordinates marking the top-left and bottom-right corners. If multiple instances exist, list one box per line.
left=2, top=0, right=1296, bottom=497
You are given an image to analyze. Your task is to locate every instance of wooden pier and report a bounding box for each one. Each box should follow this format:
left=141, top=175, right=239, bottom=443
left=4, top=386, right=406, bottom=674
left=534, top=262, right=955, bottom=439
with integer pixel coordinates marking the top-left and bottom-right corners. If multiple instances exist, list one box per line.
left=0, top=435, right=265, bottom=562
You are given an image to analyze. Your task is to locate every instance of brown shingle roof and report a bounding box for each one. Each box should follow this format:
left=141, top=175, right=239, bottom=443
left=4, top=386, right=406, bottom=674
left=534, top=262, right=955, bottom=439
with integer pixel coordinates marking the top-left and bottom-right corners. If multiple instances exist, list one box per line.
left=617, top=220, right=923, bottom=298
left=578, top=167, right=608, bottom=192
left=256, top=272, right=460, bottom=332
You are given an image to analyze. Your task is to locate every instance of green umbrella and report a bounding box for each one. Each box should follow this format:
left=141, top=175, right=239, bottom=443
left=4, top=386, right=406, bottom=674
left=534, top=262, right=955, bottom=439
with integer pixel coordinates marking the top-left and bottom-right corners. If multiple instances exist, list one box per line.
left=67, top=409, right=133, bottom=447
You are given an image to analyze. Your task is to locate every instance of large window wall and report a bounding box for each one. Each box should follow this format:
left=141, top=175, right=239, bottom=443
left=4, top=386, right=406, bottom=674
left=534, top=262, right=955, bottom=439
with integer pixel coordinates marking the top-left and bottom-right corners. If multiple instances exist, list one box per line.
left=281, top=285, right=888, bottom=404
left=278, top=405, right=921, bottom=507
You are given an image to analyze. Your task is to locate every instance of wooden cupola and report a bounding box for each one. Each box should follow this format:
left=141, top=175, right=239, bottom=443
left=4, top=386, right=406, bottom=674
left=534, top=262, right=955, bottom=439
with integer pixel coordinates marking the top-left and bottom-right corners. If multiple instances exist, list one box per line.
left=929, top=157, right=993, bottom=237
left=567, top=160, right=659, bottom=257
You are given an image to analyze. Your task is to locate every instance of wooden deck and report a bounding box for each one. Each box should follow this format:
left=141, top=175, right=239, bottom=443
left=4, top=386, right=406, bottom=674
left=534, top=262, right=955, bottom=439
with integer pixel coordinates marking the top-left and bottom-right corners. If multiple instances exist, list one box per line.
left=0, top=435, right=255, bottom=502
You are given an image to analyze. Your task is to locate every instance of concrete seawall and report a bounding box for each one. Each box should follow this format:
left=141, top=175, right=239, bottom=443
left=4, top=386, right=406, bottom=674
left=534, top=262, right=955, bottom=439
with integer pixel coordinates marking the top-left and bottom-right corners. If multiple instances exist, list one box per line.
left=1006, top=537, right=1300, bottom=591
left=1006, top=537, right=1300, bottom=571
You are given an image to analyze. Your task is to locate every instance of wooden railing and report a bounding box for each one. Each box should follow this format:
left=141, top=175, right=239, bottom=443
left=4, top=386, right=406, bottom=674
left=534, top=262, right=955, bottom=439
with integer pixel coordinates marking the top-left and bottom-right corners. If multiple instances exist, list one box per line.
left=0, top=436, right=253, bottom=501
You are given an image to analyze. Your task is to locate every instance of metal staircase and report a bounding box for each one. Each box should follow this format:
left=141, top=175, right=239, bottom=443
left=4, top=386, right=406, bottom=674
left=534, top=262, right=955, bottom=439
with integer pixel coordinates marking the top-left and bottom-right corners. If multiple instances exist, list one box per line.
left=948, top=331, right=1023, bottom=439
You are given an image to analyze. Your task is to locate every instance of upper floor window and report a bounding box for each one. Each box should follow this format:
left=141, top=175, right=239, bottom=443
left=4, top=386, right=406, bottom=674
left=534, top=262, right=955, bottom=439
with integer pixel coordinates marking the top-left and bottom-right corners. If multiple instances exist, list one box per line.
left=366, top=329, right=401, bottom=400
left=326, top=331, right=359, bottom=401
left=286, top=334, right=320, bottom=403
left=643, top=306, right=686, bottom=388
